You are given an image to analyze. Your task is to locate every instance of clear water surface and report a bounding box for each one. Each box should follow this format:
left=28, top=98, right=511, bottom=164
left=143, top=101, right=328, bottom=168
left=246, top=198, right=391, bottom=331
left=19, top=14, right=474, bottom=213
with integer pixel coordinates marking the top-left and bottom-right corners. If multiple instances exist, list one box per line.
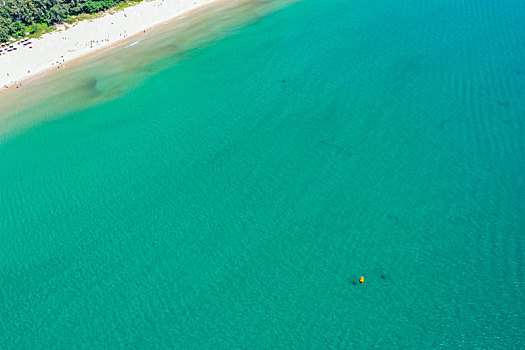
left=0, top=0, right=524, bottom=348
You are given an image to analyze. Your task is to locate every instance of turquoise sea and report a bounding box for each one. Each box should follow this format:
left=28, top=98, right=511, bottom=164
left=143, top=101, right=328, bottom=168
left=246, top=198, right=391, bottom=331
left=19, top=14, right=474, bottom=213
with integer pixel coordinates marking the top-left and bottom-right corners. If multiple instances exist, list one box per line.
left=1, top=0, right=524, bottom=347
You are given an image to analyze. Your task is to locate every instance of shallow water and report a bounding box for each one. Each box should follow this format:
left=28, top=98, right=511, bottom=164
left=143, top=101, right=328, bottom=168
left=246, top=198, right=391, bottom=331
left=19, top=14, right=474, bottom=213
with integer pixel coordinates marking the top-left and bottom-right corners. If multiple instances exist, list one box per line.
left=1, top=0, right=524, bottom=347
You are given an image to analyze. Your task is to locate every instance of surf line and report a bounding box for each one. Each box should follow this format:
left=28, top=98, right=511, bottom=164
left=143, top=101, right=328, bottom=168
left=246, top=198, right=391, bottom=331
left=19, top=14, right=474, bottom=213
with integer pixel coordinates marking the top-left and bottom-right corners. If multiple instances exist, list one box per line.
left=126, top=41, right=141, bottom=48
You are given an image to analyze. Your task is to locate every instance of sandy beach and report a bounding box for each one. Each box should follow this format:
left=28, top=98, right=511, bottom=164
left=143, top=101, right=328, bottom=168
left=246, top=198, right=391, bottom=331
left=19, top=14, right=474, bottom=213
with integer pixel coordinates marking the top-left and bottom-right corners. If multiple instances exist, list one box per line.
left=0, top=0, right=217, bottom=91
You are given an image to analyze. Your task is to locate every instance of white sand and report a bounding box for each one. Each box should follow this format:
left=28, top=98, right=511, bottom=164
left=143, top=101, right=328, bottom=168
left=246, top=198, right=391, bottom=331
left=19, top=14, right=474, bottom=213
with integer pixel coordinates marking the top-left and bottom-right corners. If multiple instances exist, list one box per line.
left=0, top=0, right=217, bottom=89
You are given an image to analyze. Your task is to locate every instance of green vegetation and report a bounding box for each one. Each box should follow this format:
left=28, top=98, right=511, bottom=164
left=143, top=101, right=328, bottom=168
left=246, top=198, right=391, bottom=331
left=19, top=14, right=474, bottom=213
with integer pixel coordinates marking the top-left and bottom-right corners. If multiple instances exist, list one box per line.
left=0, top=0, right=142, bottom=42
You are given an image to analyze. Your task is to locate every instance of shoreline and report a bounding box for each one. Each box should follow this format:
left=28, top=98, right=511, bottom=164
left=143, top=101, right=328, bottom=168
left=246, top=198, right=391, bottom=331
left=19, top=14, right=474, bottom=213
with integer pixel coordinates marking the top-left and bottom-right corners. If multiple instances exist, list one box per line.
left=0, top=0, right=219, bottom=95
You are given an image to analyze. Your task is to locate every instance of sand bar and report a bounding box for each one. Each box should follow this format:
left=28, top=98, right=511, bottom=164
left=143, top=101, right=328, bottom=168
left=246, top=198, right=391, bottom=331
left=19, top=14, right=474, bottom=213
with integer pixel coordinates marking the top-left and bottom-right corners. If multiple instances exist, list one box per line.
left=0, top=0, right=217, bottom=91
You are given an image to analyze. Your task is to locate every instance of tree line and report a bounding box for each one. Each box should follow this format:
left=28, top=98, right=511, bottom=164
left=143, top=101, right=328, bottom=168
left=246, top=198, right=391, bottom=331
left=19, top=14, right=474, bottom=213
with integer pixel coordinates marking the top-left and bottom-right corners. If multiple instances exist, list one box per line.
left=0, top=0, right=137, bottom=42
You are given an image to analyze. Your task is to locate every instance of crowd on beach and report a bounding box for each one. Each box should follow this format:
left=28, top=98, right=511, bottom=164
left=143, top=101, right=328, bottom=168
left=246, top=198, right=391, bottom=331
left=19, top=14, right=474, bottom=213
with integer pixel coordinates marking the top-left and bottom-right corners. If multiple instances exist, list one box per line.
left=1, top=29, right=128, bottom=90
left=0, top=0, right=210, bottom=92
left=1, top=39, right=33, bottom=89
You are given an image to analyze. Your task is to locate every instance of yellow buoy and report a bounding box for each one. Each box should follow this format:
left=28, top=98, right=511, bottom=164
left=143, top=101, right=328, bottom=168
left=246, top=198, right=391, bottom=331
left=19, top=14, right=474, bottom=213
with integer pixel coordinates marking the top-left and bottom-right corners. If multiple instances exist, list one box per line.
left=359, top=276, right=365, bottom=283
